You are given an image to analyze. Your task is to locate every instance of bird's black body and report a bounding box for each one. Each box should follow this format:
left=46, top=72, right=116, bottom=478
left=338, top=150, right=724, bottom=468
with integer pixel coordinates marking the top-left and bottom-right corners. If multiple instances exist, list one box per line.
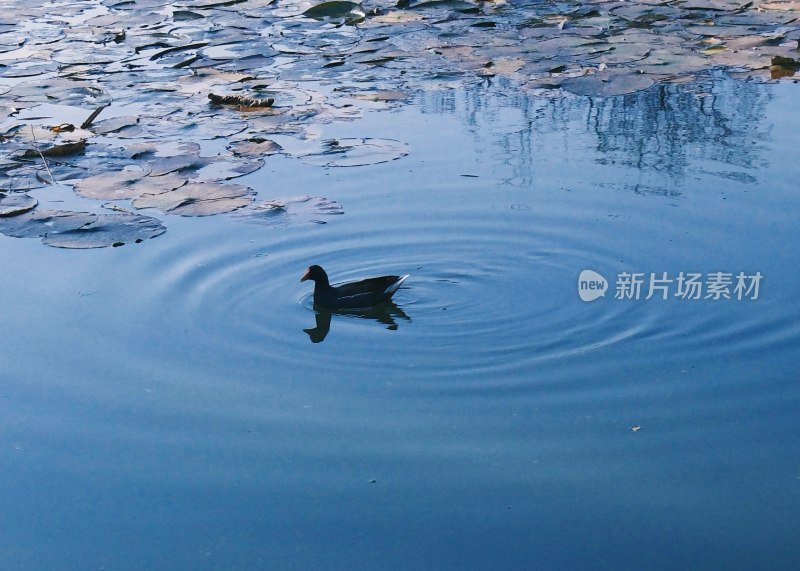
left=301, top=265, right=409, bottom=309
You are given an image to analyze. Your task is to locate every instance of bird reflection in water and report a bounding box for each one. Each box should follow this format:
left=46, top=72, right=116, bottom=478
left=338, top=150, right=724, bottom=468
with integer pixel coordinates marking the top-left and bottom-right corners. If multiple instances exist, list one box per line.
left=304, top=302, right=411, bottom=343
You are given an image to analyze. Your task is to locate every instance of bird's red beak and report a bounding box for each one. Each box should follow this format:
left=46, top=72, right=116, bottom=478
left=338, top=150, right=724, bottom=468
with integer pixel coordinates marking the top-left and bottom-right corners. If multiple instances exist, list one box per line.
left=300, top=268, right=311, bottom=282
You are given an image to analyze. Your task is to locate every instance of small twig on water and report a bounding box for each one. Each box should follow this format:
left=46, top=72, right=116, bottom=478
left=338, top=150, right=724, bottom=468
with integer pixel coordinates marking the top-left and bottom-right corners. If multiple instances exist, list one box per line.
left=29, top=125, right=56, bottom=185
left=80, top=104, right=109, bottom=129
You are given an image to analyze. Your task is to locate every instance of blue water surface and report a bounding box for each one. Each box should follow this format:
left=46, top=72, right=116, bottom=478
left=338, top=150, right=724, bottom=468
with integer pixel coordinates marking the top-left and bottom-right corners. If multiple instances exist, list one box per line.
left=1, top=73, right=799, bottom=569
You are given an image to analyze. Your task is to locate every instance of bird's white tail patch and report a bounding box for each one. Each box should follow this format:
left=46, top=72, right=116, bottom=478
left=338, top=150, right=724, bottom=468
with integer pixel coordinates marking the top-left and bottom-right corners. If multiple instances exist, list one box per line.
left=384, top=274, right=409, bottom=296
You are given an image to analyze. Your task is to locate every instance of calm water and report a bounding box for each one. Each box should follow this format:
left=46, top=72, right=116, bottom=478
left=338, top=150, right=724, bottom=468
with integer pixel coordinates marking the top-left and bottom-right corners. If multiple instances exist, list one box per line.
left=2, top=75, right=800, bottom=569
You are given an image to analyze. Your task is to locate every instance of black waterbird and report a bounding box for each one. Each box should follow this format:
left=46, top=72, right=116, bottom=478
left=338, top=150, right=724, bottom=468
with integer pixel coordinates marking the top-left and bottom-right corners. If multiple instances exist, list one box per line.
left=300, top=265, right=409, bottom=309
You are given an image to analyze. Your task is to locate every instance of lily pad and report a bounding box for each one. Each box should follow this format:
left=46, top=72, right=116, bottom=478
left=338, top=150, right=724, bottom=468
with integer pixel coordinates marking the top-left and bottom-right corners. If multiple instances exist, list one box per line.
left=125, top=141, right=202, bottom=160
left=72, top=165, right=149, bottom=200
left=120, top=141, right=210, bottom=176
left=349, top=90, right=413, bottom=102
left=146, top=155, right=211, bottom=177
left=636, top=50, right=711, bottom=75
left=89, top=116, right=144, bottom=137
left=11, top=78, right=110, bottom=107
left=235, top=195, right=344, bottom=226
left=41, top=212, right=166, bottom=249
left=228, top=138, right=284, bottom=158
left=0, top=192, right=38, bottom=216
left=132, top=181, right=254, bottom=216
left=0, top=209, right=96, bottom=238
left=0, top=59, right=59, bottom=78
left=406, top=0, right=481, bottom=13
left=303, top=2, right=366, bottom=24
left=299, top=138, right=410, bottom=167
left=561, top=70, right=655, bottom=97
left=132, top=174, right=190, bottom=195
left=681, top=0, right=750, bottom=10
left=193, top=156, right=265, bottom=181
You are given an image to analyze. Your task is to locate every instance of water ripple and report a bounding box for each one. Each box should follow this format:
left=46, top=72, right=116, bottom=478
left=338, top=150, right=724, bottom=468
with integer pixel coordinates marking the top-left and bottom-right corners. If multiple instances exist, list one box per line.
left=119, top=207, right=676, bottom=390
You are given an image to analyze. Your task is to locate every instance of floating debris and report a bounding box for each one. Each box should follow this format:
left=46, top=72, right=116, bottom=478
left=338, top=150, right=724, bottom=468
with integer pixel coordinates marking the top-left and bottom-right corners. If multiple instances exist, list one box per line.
left=771, top=55, right=800, bottom=79
left=208, top=93, right=275, bottom=109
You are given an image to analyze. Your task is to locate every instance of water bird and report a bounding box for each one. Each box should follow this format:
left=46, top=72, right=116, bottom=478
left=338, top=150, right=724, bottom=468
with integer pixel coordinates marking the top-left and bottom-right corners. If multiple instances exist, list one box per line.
left=301, top=265, right=409, bottom=309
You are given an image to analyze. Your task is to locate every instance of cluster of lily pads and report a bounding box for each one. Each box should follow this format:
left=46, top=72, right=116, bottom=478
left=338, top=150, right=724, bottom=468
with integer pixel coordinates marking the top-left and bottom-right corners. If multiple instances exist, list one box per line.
left=1, top=0, right=798, bottom=247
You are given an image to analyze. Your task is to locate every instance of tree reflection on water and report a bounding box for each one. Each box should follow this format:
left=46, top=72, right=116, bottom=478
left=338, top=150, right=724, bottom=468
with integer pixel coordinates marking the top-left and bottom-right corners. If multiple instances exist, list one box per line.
left=418, top=73, right=771, bottom=196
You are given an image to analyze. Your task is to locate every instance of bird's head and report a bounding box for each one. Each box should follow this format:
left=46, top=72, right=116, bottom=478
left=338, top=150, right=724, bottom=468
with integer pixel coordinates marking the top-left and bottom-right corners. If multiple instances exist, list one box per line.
left=301, top=265, right=328, bottom=284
